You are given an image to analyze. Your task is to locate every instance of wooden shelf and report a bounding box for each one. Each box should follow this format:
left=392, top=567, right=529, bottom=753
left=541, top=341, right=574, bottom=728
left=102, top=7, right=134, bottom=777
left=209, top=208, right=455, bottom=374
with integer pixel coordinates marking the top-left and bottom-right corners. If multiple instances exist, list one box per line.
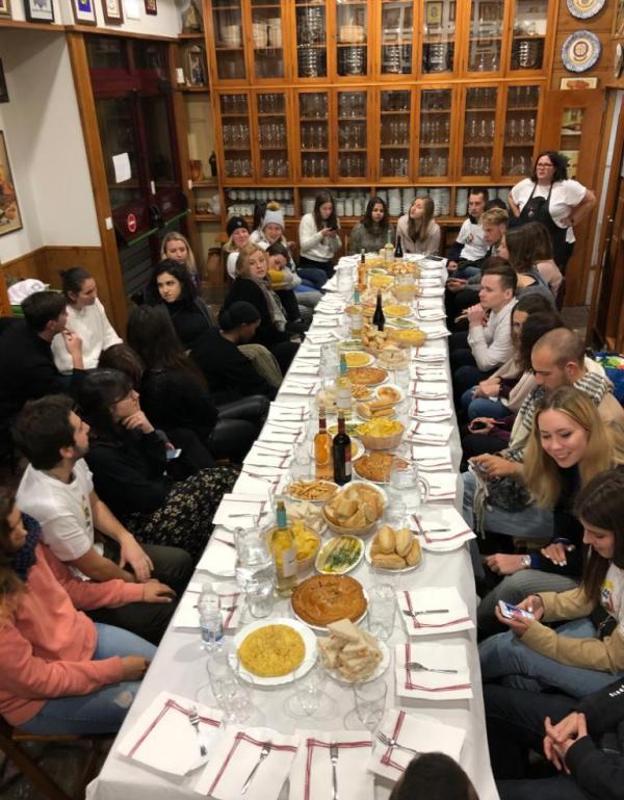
left=194, top=213, right=221, bottom=222
left=192, top=179, right=219, bottom=188
left=179, top=32, right=204, bottom=39
left=180, top=86, right=210, bottom=93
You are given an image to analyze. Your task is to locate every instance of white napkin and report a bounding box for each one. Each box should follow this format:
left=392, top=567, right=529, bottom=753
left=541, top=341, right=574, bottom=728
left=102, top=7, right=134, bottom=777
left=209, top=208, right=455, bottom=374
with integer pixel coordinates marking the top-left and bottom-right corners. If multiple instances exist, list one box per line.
left=118, top=691, right=224, bottom=776
left=409, top=381, right=449, bottom=399
left=289, top=362, right=320, bottom=376
left=406, top=421, right=453, bottom=444
left=195, top=727, right=299, bottom=800
left=412, top=508, right=476, bottom=552
left=268, top=407, right=311, bottom=423
left=173, top=583, right=243, bottom=631
left=369, top=709, right=465, bottom=781
left=280, top=381, right=320, bottom=397
left=289, top=730, right=374, bottom=800
left=420, top=472, right=457, bottom=500
left=418, top=286, right=445, bottom=297
left=412, top=366, right=448, bottom=382
left=196, top=533, right=235, bottom=576
left=398, top=587, right=474, bottom=636
left=415, top=303, right=446, bottom=320
left=419, top=325, right=450, bottom=339
left=212, top=494, right=270, bottom=528
left=395, top=642, right=473, bottom=701
left=409, top=399, right=452, bottom=422
left=258, top=428, right=305, bottom=445
left=244, top=448, right=293, bottom=469
left=306, top=332, right=339, bottom=344
left=312, top=317, right=340, bottom=328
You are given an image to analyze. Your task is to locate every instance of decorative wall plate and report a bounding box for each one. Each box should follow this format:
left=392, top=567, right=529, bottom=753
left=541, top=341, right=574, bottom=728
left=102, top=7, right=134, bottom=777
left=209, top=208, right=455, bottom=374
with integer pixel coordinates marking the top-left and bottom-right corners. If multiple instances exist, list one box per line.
left=566, top=0, right=606, bottom=20
left=615, top=42, right=624, bottom=79
left=561, top=30, right=601, bottom=72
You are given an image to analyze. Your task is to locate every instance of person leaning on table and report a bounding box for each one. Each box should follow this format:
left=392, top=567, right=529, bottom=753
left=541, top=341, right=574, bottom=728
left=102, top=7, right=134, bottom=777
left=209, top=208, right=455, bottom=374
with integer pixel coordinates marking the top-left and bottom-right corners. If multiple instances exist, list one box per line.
left=0, top=483, right=165, bottom=735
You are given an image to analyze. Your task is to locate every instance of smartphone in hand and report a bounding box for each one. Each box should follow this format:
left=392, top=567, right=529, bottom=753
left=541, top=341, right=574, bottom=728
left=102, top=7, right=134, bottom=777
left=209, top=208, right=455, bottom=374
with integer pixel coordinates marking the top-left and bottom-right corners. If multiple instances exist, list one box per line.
left=498, top=600, right=535, bottom=621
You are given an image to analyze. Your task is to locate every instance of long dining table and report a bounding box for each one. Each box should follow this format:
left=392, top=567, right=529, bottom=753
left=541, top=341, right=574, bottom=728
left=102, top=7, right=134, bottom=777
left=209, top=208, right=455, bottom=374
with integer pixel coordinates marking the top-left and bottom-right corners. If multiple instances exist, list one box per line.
left=87, top=253, right=500, bottom=800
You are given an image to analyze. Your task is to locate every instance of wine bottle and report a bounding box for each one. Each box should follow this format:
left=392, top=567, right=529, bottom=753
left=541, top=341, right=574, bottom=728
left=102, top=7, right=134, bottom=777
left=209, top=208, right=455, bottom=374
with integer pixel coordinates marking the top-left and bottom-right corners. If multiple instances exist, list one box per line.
left=271, top=500, right=297, bottom=597
left=336, top=353, right=353, bottom=418
left=314, top=405, right=333, bottom=480
left=394, top=235, right=403, bottom=259
left=357, top=248, right=367, bottom=291
left=372, top=289, right=385, bottom=331
left=384, top=228, right=394, bottom=263
left=332, top=411, right=352, bottom=486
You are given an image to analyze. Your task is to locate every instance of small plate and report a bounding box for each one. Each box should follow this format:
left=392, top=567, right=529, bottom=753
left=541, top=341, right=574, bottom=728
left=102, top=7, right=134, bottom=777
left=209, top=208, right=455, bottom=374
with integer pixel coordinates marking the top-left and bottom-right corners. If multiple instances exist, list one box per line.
left=232, top=617, right=317, bottom=686
left=342, top=351, right=375, bottom=369
left=323, top=640, right=391, bottom=684
left=364, top=537, right=422, bottom=574
left=315, top=534, right=364, bottom=575
left=374, top=384, right=405, bottom=404
left=285, top=479, right=339, bottom=505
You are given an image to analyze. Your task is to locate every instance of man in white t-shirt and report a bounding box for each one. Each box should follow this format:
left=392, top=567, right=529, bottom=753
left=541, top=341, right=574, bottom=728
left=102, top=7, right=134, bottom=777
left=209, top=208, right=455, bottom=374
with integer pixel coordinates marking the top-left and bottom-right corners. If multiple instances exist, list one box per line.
left=446, top=188, right=490, bottom=279
left=14, top=394, right=193, bottom=644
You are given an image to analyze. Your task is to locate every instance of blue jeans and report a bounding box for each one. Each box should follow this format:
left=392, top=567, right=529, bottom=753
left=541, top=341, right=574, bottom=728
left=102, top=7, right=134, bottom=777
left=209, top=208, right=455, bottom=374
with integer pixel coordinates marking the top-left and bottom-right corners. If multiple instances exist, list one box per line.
left=479, top=618, right=624, bottom=697
left=454, top=264, right=482, bottom=280
left=460, top=388, right=509, bottom=420
left=297, top=261, right=329, bottom=289
left=19, top=623, right=156, bottom=735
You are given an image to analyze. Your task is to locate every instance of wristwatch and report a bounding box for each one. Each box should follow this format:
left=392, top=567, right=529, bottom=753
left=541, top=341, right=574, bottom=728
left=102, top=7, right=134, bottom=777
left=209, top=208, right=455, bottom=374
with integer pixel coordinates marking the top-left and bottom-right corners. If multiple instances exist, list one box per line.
left=521, top=554, right=532, bottom=569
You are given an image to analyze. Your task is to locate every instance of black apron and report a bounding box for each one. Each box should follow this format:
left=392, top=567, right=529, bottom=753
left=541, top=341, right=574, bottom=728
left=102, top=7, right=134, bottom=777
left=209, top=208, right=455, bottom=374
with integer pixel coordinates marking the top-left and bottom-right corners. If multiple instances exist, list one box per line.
left=514, top=182, right=570, bottom=269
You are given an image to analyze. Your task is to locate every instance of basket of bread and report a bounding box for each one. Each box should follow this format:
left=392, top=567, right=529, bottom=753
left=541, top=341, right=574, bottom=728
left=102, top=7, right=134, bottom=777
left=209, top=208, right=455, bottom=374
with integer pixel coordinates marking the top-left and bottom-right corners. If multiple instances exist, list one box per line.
left=322, top=481, right=386, bottom=536
left=357, top=417, right=405, bottom=451
left=318, top=618, right=384, bottom=682
left=367, top=524, right=422, bottom=571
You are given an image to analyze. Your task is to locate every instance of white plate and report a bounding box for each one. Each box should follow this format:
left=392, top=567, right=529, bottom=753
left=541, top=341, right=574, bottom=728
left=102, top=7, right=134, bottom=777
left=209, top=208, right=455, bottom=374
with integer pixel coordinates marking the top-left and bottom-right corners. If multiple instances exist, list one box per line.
left=291, top=589, right=369, bottom=634
left=324, top=640, right=391, bottom=684
left=364, top=537, right=422, bottom=574
left=285, top=479, right=339, bottom=505
left=373, top=384, right=405, bottom=404
left=315, top=535, right=365, bottom=575
left=231, top=617, right=317, bottom=686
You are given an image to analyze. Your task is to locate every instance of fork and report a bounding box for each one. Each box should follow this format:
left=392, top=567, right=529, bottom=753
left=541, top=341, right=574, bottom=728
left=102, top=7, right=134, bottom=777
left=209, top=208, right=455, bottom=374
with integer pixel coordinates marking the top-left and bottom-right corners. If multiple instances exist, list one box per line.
left=376, top=731, right=420, bottom=756
left=405, top=661, right=458, bottom=674
left=188, top=707, right=207, bottom=756
left=329, top=743, right=339, bottom=800
left=240, top=743, right=271, bottom=795
left=402, top=608, right=449, bottom=616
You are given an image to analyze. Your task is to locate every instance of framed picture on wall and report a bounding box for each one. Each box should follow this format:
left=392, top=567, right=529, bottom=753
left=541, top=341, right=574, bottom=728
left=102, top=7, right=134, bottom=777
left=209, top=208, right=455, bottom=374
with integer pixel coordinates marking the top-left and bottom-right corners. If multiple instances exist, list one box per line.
left=24, top=0, right=54, bottom=23
left=0, top=133, right=22, bottom=237
left=0, top=0, right=11, bottom=19
left=144, top=0, right=156, bottom=15
left=71, top=0, right=97, bottom=24
left=101, top=0, right=123, bottom=24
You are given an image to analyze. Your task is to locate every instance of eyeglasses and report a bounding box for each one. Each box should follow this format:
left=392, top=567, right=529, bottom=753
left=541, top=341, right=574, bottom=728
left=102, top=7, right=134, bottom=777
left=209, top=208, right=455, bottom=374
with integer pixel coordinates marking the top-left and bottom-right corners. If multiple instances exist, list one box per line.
left=536, top=161, right=554, bottom=168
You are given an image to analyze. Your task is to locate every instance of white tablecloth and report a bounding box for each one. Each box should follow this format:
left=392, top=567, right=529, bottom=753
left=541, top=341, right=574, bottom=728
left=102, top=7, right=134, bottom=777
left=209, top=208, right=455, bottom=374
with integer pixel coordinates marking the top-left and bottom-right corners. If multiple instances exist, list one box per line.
left=87, top=255, right=499, bottom=800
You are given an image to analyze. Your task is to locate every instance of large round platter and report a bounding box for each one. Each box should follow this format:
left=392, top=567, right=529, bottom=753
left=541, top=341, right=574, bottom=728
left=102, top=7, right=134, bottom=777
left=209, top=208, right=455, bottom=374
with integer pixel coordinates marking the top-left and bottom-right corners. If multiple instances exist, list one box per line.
left=324, top=640, right=390, bottom=685
left=383, top=303, right=413, bottom=319
left=315, top=534, right=364, bottom=575
left=291, top=589, right=369, bottom=634
left=231, top=617, right=317, bottom=686
left=364, top=538, right=422, bottom=574
left=561, top=30, right=601, bottom=73
left=566, top=0, right=605, bottom=19
left=347, top=366, right=389, bottom=387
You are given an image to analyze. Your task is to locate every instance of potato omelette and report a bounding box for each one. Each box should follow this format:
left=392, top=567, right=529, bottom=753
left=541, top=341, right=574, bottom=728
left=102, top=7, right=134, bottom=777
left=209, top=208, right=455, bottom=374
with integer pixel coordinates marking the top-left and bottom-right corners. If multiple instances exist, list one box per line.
left=238, top=624, right=305, bottom=677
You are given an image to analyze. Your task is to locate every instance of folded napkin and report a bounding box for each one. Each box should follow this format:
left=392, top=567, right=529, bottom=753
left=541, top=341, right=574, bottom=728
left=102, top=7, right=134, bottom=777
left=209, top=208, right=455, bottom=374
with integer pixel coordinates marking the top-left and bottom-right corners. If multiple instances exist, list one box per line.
left=244, top=448, right=293, bottom=469
left=173, top=583, right=243, bottom=631
left=409, top=444, right=452, bottom=464
left=212, top=494, right=269, bottom=528
left=118, top=691, right=224, bottom=776
left=289, top=362, right=320, bottom=376
left=412, top=508, right=476, bottom=552
left=420, top=472, right=457, bottom=501
left=418, top=286, right=445, bottom=297
left=195, top=727, right=299, bottom=800
left=398, top=587, right=474, bottom=636
left=369, top=709, right=465, bottom=781
left=406, top=421, right=453, bottom=445
left=418, top=325, right=450, bottom=339
left=268, top=405, right=311, bottom=423
left=415, top=303, right=446, bottom=320
left=258, top=427, right=305, bottom=444
left=395, top=642, right=472, bottom=701
left=197, top=533, right=236, bottom=577
left=409, top=381, right=449, bottom=399
left=409, top=399, right=452, bottom=423
left=306, top=332, right=339, bottom=345
left=311, top=317, right=340, bottom=328
left=289, top=731, right=374, bottom=800
left=411, top=366, right=448, bottom=383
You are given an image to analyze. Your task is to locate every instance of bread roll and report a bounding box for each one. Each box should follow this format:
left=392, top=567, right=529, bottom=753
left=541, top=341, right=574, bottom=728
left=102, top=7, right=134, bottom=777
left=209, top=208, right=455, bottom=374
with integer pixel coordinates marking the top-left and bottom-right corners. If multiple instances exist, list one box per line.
left=405, top=539, right=422, bottom=566
left=395, top=528, right=412, bottom=557
left=372, top=552, right=406, bottom=569
left=378, top=525, right=395, bottom=554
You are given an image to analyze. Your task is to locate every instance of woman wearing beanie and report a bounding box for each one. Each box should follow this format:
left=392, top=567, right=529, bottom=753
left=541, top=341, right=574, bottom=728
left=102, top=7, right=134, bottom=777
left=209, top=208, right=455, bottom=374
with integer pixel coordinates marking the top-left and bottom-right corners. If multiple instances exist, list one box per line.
left=223, top=216, right=251, bottom=280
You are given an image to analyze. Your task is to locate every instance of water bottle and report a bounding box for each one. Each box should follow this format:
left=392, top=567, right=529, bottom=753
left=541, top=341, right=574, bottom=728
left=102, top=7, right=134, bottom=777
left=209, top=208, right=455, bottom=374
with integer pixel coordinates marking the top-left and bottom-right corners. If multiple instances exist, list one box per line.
left=198, top=583, right=223, bottom=651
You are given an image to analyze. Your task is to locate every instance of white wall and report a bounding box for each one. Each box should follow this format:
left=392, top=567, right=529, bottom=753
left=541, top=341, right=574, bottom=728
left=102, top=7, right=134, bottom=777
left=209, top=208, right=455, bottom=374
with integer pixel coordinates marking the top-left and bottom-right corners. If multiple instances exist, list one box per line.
left=0, top=29, right=101, bottom=263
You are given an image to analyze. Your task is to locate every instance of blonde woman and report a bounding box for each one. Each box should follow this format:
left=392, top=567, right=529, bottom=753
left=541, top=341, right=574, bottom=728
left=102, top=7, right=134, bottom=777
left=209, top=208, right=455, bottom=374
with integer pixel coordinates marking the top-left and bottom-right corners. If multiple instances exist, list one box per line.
left=478, top=386, right=624, bottom=637
left=160, top=231, right=200, bottom=288
left=395, top=196, right=440, bottom=256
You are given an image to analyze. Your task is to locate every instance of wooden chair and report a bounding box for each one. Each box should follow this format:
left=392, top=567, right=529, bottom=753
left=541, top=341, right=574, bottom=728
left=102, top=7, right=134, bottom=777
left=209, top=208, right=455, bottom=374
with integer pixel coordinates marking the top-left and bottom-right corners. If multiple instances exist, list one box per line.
left=0, top=717, right=107, bottom=800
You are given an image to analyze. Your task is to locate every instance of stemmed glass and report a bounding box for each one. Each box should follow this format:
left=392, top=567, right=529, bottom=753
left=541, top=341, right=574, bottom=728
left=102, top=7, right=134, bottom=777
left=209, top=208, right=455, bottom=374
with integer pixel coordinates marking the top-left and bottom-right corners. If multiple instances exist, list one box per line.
left=344, top=677, right=388, bottom=731
left=284, top=662, right=331, bottom=719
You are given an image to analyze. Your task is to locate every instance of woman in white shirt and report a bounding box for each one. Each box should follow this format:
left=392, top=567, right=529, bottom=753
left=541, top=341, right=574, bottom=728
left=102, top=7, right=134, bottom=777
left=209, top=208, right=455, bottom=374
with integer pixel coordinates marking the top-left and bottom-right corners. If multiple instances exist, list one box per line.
left=298, top=191, right=341, bottom=283
left=52, top=268, right=121, bottom=374
left=395, top=196, right=441, bottom=256
left=508, top=151, right=595, bottom=271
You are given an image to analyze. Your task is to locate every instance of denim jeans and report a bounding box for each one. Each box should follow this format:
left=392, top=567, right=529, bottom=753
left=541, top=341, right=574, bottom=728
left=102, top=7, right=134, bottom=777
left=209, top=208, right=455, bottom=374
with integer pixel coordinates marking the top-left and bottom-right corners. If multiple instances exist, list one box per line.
left=19, top=623, right=156, bottom=735
left=460, top=388, right=509, bottom=420
left=479, top=617, right=624, bottom=697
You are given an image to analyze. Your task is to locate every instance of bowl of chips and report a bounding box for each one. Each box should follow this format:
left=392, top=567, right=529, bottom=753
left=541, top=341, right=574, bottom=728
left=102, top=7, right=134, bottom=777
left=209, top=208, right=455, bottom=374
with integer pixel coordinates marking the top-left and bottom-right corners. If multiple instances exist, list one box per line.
left=321, top=481, right=386, bottom=536
left=357, top=417, right=405, bottom=450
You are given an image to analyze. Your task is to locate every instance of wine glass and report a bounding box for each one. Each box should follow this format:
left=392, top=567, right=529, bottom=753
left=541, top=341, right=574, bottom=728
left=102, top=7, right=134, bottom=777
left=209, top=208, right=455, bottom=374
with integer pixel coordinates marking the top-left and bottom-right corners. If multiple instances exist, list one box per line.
left=352, top=678, right=388, bottom=731
left=284, top=662, right=330, bottom=719
left=197, top=643, right=254, bottom=724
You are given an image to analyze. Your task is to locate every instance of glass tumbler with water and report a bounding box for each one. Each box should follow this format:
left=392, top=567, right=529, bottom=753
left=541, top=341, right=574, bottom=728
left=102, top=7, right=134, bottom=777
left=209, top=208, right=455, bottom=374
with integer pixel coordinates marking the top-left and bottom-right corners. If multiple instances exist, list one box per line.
left=235, top=525, right=275, bottom=618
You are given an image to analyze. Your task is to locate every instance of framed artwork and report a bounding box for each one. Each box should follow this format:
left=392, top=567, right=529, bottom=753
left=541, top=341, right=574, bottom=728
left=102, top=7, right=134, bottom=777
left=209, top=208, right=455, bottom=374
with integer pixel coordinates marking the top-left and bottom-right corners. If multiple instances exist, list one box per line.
left=186, top=44, right=207, bottom=86
left=425, top=1, right=442, bottom=27
left=101, top=0, right=123, bottom=24
left=71, top=0, right=97, bottom=25
left=144, top=0, right=156, bottom=15
left=0, top=60, right=8, bottom=103
left=0, top=0, right=11, bottom=19
left=560, top=75, right=598, bottom=89
left=0, top=133, right=22, bottom=237
left=24, top=0, right=54, bottom=23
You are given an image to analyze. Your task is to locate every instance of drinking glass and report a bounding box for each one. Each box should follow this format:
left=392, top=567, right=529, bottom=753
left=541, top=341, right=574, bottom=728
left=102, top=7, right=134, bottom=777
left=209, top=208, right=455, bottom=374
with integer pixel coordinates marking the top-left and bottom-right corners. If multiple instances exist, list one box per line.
left=235, top=524, right=275, bottom=618
left=198, top=643, right=254, bottom=724
left=285, top=663, right=329, bottom=718
left=389, top=458, right=419, bottom=508
left=353, top=678, right=387, bottom=731
left=367, top=583, right=396, bottom=641
left=291, top=442, right=312, bottom=481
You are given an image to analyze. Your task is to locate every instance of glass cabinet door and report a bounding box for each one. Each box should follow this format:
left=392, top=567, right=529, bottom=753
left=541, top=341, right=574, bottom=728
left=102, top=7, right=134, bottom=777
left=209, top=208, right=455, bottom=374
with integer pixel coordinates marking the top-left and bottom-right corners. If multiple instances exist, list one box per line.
left=335, top=2, right=368, bottom=78
left=337, top=90, right=367, bottom=180
left=422, top=0, right=456, bottom=75
left=295, top=0, right=327, bottom=79
left=510, top=0, right=547, bottom=72
left=298, top=92, right=330, bottom=181
left=380, top=1, right=414, bottom=76
left=250, top=0, right=285, bottom=80
left=220, top=93, right=253, bottom=180
left=418, top=89, right=452, bottom=179
left=211, top=0, right=246, bottom=81
left=462, top=86, right=498, bottom=176
left=466, top=0, right=504, bottom=73
left=502, top=85, right=539, bottom=178
left=379, top=89, right=411, bottom=180
left=255, top=92, right=290, bottom=180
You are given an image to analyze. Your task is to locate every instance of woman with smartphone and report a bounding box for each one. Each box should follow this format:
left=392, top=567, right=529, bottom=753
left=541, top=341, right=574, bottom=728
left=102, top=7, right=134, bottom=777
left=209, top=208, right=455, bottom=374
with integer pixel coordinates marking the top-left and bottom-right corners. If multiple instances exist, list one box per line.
left=298, top=191, right=342, bottom=282
left=479, top=403, right=624, bottom=698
